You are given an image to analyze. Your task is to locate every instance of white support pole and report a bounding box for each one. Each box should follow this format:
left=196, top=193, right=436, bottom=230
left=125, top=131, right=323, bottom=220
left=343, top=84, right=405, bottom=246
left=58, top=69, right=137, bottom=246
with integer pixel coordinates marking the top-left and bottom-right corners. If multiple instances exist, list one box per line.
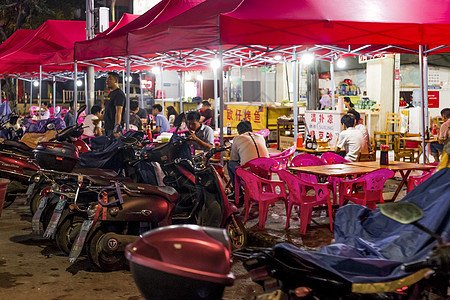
left=122, top=70, right=125, bottom=94
left=30, top=79, right=33, bottom=114
left=264, top=63, right=268, bottom=103
left=39, top=65, right=42, bottom=120
left=178, top=71, right=183, bottom=113
left=161, top=65, right=164, bottom=110
left=419, top=46, right=426, bottom=164
left=219, top=45, right=224, bottom=163
left=227, top=70, right=230, bottom=102
left=126, top=57, right=131, bottom=131
left=139, top=72, right=144, bottom=109
left=53, top=76, right=56, bottom=114
left=84, top=72, right=88, bottom=107
left=292, top=51, right=298, bottom=142
left=74, top=61, right=78, bottom=120
left=213, top=60, right=219, bottom=131
left=330, top=57, right=336, bottom=110
left=424, top=54, right=429, bottom=129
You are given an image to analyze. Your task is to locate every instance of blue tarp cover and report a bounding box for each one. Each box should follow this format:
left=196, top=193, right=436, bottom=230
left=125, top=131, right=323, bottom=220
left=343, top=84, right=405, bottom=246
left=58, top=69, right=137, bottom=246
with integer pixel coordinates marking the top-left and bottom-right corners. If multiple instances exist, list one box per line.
left=276, top=167, right=450, bottom=284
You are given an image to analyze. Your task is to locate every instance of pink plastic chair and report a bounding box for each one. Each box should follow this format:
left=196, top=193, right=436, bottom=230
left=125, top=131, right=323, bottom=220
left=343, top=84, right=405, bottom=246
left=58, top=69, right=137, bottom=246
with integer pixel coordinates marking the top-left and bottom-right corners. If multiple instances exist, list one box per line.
left=320, top=152, right=350, bottom=165
left=339, top=169, right=395, bottom=209
left=235, top=157, right=279, bottom=204
left=407, top=171, right=432, bottom=193
left=290, top=153, right=325, bottom=181
left=270, top=145, right=296, bottom=171
left=203, top=118, right=212, bottom=126
left=236, top=168, right=287, bottom=230
left=278, top=170, right=333, bottom=234
left=254, top=128, right=270, bottom=138
left=320, top=152, right=351, bottom=204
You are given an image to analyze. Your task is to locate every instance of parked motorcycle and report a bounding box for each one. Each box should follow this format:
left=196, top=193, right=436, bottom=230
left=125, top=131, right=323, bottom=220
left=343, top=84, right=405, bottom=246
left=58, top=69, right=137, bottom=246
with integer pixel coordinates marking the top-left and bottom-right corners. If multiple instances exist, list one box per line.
left=240, top=202, right=449, bottom=299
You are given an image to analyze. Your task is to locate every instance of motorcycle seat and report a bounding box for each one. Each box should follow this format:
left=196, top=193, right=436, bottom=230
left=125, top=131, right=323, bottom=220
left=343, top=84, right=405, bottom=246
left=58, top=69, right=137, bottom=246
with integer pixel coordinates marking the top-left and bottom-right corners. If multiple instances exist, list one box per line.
left=122, top=182, right=179, bottom=204
left=2, top=140, right=34, bottom=152
left=73, top=168, right=119, bottom=178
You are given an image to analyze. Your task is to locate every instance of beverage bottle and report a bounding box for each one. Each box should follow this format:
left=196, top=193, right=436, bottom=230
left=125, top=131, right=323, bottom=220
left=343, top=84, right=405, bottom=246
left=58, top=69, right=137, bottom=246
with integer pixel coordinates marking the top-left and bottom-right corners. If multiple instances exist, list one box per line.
left=305, top=135, right=313, bottom=149
left=380, top=144, right=389, bottom=165
left=296, top=133, right=304, bottom=148
left=312, top=135, right=318, bottom=149
left=425, top=126, right=430, bottom=140
left=432, top=124, right=438, bottom=137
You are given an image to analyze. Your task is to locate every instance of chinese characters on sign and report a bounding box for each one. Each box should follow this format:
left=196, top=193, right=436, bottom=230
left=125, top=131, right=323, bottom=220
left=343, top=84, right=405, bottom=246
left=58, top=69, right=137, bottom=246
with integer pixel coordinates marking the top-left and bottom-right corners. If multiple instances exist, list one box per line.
left=305, top=111, right=343, bottom=147
left=225, top=105, right=266, bottom=130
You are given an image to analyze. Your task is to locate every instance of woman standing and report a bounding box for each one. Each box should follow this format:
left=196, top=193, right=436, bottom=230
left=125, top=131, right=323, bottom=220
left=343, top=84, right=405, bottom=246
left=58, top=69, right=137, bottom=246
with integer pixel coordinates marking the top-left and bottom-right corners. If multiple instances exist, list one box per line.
left=166, top=106, right=178, bottom=127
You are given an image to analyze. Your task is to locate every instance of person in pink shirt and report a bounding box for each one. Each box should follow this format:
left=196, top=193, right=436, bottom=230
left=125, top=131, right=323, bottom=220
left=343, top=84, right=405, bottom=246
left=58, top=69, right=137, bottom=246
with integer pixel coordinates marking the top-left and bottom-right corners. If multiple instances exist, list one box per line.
left=430, top=108, right=450, bottom=162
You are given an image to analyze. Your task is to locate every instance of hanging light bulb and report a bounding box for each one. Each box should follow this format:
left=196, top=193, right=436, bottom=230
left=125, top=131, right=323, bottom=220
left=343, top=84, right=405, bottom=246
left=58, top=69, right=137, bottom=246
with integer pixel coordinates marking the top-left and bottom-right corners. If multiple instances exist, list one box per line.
left=274, top=55, right=282, bottom=61
left=210, top=59, right=221, bottom=70
left=76, top=80, right=83, bottom=87
left=301, top=53, right=315, bottom=65
left=33, top=81, right=39, bottom=87
left=197, top=74, right=203, bottom=81
left=152, top=67, right=161, bottom=74
left=337, top=58, right=346, bottom=68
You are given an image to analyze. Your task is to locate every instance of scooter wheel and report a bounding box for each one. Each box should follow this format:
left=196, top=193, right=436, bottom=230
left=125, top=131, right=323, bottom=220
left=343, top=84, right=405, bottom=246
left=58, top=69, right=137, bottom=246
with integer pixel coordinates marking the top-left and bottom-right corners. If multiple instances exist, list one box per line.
left=225, top=215, right=247, bottom=250
left=2, top=195, right=16, bottom=209
left=55, top=214, right=86, bottom=255
left=30, top=193, right=43, bottom=215
left=86, top=226, right=127, bottom=271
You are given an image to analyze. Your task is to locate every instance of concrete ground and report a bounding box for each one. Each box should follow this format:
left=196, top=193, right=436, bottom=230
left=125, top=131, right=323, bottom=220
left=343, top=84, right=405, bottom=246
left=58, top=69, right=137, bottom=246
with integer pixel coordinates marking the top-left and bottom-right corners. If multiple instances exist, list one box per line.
left=0, top=174, right=411, bottom=300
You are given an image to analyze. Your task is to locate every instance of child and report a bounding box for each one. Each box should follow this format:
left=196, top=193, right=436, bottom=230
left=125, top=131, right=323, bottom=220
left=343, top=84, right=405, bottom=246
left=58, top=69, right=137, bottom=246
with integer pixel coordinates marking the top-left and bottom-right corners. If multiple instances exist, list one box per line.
left=335, top=114, right=366, bottom=162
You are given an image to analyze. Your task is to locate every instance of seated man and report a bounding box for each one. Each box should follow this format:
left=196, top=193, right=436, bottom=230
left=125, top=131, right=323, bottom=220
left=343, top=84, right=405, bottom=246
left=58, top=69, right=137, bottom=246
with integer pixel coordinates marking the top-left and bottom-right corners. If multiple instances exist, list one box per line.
left=129, top=100, right=143, bottom=131
left=40, top=101, right=51, bottom=120
left=430, top=108, right=450, bottom=162
left=227, top=120, right=269, bottom=196
left=151, top=104, right=170, bottom=134
left=200, top=100, right=213, bottom=124
left=335, top=114, right=365, bottom=162
left=347, top=109, right=371, bottom=152
left=63, top=101, right=76, bottom=127
left=186, top=110, right=214, bottom=151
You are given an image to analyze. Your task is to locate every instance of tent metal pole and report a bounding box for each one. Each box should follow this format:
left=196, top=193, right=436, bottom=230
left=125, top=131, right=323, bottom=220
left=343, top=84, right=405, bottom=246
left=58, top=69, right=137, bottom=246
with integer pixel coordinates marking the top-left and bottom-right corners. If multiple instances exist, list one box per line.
left=53, top=76, right=56, bottom=115
left=30, top=78, right=33, bottom=115
left=39, top=65, right=42, bottom=120
left=330, top=57, right=335, bottom=110
left=419, top=46, right=426, bottom=164
left=264, top=62, right=268, bottom=103
left=84, top=72, right=88, bottom=107
left=423, top=52, right=429, bottom=160
left=122, top=70, right=125, bottom=94
left=126, top=57, right=131, bottom=131
left=219, top=45, right=224, bottom=164
left=139, top=72, right=144, bottom=109
left=161, top=65, right=164, bottom=111
left=213, top=56, right=219, bottom=131
left=74, top=61, right=78, bottom=120
left=178, top=71, right=182, bottom=112
left=227, top=70, right=230, bottom=102
left=293, top=50, right=298, bottom=143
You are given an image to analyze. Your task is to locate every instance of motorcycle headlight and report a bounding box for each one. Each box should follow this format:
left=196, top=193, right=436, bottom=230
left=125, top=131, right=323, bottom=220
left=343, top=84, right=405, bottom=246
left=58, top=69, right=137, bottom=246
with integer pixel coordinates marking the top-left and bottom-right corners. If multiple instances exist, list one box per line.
left=30, top=174, right=41, bottom=183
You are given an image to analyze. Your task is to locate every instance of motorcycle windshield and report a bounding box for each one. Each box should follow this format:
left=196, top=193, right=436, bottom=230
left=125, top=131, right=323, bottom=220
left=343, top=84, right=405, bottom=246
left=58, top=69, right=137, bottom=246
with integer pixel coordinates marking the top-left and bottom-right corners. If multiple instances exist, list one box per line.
left=276, top=167, right=450, bottom=287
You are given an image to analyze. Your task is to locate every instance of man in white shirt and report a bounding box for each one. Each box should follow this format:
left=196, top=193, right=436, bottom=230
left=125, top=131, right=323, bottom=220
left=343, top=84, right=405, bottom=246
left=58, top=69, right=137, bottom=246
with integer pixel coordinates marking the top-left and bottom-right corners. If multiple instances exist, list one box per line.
left=228, top=120, right=269, bottom=197
left=347, top=109, right=372, bottom=152
left=83, top=105, right=102, bottom=138
left=335, top=114, right=366, bottom=162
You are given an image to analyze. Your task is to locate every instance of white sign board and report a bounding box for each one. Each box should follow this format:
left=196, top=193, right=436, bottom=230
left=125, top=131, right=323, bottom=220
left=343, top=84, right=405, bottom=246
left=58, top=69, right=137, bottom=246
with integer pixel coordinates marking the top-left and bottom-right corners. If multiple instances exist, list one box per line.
left=305, top=111, right=343, bottom=147
left=133, top=0, right=161, bottom=15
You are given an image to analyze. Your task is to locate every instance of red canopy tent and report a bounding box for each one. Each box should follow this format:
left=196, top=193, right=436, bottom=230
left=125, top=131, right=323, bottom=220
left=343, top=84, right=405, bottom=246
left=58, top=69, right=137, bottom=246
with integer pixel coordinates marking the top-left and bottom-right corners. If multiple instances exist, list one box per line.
left=74, top=0, right=205, bottom=62
left=127, top=0, right=450, bottom=53
left=0, top=20, right=87, bottom=75
left=0, top=29, right=34, bottom=55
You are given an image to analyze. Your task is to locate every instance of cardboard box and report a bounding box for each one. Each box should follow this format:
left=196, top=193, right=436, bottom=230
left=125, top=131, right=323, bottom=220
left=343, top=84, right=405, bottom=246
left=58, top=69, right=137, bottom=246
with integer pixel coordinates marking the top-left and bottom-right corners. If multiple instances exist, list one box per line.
left=279, top=136, right=294, bottom=150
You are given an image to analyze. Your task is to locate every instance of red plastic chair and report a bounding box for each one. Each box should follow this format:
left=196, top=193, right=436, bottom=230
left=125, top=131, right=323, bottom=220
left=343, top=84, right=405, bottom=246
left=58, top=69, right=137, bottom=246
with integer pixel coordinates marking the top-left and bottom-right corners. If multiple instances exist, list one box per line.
left=236, top=168, right=287, bottom=230
left=254, top=128, right=270, bottom=138
left=278, top=170, right=333, bottom=234
left=235, top=157, right=279, bottom=204
left=270, top=145, right=296, bottom=171
left=339, top=169, right=395, bottom=209
left=203, top=118, right=212, bottom=126
left=407, top=171, right=432, bottom=193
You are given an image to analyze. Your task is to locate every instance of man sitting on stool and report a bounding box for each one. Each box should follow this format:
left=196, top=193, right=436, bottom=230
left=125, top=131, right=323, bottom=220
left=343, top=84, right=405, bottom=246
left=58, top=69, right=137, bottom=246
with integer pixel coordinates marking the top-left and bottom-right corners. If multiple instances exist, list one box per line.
left=227, top=120, right=269, bottom=199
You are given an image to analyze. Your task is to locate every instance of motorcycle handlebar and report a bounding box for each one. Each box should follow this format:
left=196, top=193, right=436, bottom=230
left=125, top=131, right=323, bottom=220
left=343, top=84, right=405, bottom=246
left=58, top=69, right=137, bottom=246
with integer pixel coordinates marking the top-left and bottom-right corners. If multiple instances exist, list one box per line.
left=402, top=260, right=430, bottom=272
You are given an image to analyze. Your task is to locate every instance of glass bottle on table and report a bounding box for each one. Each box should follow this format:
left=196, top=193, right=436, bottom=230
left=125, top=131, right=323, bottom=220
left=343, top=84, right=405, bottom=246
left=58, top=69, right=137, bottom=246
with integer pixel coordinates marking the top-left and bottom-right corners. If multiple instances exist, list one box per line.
left=425, top=126, right=430, bottom=140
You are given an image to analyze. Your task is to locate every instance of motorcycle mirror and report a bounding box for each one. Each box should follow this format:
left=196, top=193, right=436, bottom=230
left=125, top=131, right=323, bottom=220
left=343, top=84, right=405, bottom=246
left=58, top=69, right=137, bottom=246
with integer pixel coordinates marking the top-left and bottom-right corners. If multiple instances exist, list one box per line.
left=379, top=202, right=423, bottom=224
left=173, top=112, right=185, bottom=129
left=47, top=123, right=56, bottom=130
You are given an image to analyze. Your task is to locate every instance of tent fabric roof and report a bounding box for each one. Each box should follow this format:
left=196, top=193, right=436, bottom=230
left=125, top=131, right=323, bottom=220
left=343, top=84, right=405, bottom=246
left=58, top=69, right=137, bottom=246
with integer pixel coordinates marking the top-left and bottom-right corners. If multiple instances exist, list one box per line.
left=0, top=20, right=86, bottom=74
left=74, top=0, right=205, bottom=61
left=0, top=29, right=33, bottom=55
left=126, top=0, right=450, bottom=58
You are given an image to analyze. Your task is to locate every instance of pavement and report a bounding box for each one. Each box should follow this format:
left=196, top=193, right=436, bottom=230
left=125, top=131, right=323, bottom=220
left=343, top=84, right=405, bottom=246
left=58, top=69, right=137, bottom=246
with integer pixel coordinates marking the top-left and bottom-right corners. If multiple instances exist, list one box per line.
left=0, top=168, right=414, bottom=299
